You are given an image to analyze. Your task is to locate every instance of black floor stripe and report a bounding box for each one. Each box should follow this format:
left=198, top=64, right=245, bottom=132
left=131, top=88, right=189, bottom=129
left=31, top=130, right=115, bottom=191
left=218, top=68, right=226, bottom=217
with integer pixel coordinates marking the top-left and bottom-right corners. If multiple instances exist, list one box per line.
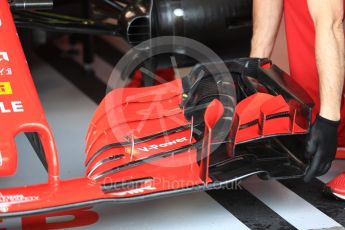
left=280, top=178, right=345, bottom=225
left=35, top=44, right=107, bottom=104
left=208, top=189, right=297, bottom=230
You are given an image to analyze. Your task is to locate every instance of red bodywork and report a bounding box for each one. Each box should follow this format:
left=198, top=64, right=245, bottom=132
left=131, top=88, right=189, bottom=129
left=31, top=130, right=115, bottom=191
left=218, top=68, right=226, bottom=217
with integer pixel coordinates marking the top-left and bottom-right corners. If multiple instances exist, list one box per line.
left=0, top=1, right=59, bottom=179
left=0, top=1, right=310, bottom=217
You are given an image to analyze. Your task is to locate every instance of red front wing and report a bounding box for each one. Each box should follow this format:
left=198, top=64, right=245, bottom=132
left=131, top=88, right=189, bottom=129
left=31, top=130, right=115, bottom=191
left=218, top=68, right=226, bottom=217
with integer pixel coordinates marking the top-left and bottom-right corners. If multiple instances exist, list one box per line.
left=0, top=1, right=313, bottom=217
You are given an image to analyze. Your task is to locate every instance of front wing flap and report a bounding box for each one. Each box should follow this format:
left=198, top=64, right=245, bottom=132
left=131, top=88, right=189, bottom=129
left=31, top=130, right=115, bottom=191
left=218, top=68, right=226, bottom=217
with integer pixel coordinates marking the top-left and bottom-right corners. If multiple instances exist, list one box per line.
left=0, top=0, right=313, bottom=217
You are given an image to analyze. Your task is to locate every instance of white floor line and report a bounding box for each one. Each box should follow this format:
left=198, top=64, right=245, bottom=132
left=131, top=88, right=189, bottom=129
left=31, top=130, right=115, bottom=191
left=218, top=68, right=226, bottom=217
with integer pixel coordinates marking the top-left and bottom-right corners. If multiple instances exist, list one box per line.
left=92, top=192, right=250, bottom=230
left=318, top=160, right=345, bottom=183
left=243, top=176, right=342, bottom=230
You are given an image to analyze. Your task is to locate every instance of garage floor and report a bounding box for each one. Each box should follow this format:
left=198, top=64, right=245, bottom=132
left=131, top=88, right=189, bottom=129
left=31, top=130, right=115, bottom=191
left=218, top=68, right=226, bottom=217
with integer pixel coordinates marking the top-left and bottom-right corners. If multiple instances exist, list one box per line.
left=0, top=33, right=345, bottom=229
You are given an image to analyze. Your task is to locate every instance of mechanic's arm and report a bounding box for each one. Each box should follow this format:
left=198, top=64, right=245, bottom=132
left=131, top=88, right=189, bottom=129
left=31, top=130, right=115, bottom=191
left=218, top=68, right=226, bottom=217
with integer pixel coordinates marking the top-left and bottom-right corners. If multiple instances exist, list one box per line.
left=250, top=0, right=284, bottom=58
left=304, top=0, right=345, bottom=182
left=308, top=0, right=345, bottom=121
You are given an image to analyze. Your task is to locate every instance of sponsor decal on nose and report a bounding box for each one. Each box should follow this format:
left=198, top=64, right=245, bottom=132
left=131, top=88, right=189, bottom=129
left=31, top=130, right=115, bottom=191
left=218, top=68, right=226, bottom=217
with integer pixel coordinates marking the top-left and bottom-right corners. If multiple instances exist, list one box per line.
left=0, top=52, right=9, bottom=62
left=0, top=82, right=12, bottom=95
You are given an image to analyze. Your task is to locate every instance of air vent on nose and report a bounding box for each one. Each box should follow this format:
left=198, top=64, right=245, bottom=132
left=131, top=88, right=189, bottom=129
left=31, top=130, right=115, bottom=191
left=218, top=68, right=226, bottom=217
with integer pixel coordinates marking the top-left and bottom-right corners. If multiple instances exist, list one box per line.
left=127, top=17, right=150, bottom=45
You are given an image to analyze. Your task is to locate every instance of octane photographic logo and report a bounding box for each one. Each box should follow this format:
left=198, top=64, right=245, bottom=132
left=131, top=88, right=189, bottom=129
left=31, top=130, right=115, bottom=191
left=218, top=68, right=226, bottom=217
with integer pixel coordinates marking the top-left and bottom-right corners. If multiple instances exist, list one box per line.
left=105, top=36, right=236, bottom=168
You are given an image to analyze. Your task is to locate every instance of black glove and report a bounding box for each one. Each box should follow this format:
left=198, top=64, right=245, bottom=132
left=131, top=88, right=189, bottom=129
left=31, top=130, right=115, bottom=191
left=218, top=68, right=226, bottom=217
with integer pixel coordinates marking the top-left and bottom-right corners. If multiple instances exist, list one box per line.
left=304, top=115, right=340, bottom=182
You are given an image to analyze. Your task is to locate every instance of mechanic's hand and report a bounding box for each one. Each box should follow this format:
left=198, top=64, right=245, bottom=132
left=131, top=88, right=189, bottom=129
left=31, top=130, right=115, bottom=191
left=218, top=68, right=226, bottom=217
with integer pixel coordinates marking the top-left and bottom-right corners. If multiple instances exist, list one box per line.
left=304, top=115, right=339, bottom=182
